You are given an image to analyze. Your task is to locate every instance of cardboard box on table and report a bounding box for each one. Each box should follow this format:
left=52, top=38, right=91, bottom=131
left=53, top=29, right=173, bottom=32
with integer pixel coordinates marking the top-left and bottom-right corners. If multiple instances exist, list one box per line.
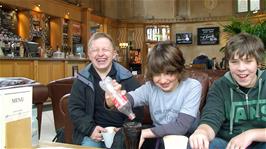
left=0, top=84, right=32, bottom=149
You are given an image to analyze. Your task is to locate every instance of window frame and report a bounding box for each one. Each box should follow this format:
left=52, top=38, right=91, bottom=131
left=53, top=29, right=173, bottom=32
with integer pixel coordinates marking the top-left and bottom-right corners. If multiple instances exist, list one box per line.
left=235, top=0, right=264, bottom=14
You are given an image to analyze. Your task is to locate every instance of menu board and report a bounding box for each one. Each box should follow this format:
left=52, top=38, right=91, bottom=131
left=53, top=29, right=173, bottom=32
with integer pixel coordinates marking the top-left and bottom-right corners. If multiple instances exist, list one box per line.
left=0, top=85, right=32, bottom=148
left=197, top=27, right=219, bottom=45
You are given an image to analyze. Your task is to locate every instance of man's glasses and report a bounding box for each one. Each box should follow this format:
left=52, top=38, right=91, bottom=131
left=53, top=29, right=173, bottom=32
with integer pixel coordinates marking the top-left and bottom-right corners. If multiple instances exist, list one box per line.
left=89, top=48, right=113, bottom=54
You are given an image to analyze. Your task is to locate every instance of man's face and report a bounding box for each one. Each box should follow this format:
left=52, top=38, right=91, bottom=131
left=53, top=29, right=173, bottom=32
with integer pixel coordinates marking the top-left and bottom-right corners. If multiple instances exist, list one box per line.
left=88, top=38, right=115, bottom=73
left=229, top=54, right=258, bottom=88
left=152, top=73, right=179, bottom=92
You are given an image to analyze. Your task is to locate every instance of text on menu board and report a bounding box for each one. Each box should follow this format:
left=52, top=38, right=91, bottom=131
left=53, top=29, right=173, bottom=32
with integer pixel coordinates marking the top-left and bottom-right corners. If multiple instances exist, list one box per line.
left=197, top=27, right=219, bottom=45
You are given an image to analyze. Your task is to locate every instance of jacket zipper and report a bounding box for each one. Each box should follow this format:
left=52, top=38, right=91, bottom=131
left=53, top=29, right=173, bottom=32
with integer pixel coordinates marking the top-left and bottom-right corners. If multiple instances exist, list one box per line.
left=245, top=93, right=250, bottom=119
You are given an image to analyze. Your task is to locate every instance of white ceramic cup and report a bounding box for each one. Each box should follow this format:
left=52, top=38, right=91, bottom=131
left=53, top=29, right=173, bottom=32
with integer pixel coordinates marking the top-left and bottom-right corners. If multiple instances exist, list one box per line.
left=101, top=126, right=116, bottom=148
left=163, top=135, right=188, bottom=149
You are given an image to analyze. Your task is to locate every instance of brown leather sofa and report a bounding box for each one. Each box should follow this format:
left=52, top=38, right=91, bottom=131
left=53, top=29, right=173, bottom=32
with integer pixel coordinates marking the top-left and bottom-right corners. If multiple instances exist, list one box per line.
left=0, top=77, right=48, bottom=138
left=57, top=70, right=212, bottom=143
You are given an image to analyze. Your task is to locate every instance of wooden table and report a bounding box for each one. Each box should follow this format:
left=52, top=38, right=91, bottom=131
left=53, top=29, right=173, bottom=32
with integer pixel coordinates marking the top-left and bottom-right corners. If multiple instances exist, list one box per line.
left=34, top=141, right=102, bottom=149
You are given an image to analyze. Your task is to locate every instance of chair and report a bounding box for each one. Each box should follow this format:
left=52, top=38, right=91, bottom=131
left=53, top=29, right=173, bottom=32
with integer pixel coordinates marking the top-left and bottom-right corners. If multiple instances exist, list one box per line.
left=58, top=71, right=210, bottom=144
left=205, top=69, right=227, bottom=86
left=191, top=64, right=207, bottom=70
left=32, top=83, right=49, bottom=138
left=187, top=70, right=209, bottom=111
left=59, top=93, right=73, bottom=143
left=47, top=77, right=74, bottom=131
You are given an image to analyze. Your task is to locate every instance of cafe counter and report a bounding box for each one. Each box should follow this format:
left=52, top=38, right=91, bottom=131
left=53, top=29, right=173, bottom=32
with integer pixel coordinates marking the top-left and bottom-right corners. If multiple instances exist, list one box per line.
left=0, top=57, right=89, bottom=84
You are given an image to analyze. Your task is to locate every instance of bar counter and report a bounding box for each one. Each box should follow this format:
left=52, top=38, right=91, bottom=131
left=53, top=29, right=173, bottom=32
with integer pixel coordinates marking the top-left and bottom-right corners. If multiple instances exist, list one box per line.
left=0, top=56, right=89, bottom=84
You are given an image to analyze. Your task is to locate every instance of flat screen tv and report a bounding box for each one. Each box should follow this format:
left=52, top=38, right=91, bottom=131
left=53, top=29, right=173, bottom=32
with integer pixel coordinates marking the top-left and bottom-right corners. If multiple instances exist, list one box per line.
left=23, top=41, right=39, bottom=57
left=176, top=33, right=192, bottom=44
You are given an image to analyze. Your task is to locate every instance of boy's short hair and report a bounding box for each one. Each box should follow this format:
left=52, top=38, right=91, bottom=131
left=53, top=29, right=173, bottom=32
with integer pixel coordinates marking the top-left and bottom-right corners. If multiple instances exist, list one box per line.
left=145, top=41, right=186, bottom=82
left=225, top=32, right=265, bottom=64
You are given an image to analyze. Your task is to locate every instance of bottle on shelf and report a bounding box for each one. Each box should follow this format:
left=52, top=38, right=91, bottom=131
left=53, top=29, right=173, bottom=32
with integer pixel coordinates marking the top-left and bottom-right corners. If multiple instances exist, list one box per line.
left=99, top=76, right=136, bottom=120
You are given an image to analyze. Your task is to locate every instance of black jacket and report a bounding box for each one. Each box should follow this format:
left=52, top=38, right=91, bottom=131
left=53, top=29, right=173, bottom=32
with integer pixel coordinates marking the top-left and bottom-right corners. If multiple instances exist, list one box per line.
left=193, top=55, right=212, bottom=69
left=68, top=61, right=143, bottom=145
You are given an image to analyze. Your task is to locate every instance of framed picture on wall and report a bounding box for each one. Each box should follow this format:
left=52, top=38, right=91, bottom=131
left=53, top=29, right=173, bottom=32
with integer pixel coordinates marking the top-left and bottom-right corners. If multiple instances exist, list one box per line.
left=197, top=27, right=219, bottom=45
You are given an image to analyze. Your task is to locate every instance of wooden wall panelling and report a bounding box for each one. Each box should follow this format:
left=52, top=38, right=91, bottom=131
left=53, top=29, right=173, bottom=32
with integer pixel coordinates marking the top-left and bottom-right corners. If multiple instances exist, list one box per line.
left=18, top=11, right=30, bottom=40
left=0, top=59, right=88, bottom=84
left=14, top=60, right=34, bottom=79
left=36, top=61, right=65, bottom=84
left=0, top=0, right=82, bottom=22
left=117, top=26, right=128, bottom=67
left=64, top=61, right=87, bottom=77
left=81, top=8, right=92, bottom=56
left=0, top=60, right=14, bottom=77
left=51, top=61, right=65, bottom=81
left=132, top=25, right=144, bottom=49
left=50, top=17, right=63, bottom=50
left=37, top=61, right=51, bottom=84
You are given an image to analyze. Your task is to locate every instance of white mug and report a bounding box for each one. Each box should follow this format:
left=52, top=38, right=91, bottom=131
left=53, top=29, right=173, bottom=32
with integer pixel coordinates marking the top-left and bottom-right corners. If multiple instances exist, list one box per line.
left=163, top=135, right=188, bottom=149
left=101, top=126, right=116, bottom=148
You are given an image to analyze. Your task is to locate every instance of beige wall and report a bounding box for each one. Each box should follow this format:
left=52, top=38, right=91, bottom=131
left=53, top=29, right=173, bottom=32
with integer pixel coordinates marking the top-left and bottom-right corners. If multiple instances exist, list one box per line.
left=99, top=0, right=233, bottom=20
left=189, top=0, right=233, bottom=18
left=143, top=0, right=176, bottom=19
left=103, top=0, right=118, bottom=19
left=172, top=21, right=230, bottom=65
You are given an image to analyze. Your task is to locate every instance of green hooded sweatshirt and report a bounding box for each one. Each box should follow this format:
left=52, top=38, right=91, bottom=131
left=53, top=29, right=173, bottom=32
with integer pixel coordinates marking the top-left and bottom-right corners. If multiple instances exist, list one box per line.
left=200, top=69, right=266, bottom=141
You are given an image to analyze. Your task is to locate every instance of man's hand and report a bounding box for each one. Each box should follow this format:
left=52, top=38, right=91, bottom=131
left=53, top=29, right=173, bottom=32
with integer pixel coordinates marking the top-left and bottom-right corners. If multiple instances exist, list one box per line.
left=90, top=126, right=105, bottom=142
left=105, top=79, right=127, bottom=108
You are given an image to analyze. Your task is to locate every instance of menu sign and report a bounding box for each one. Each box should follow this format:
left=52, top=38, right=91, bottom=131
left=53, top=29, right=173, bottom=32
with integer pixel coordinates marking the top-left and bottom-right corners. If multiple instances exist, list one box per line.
left=197, top=27, right=219, bottom=45
left=0, top=86, right=32, bottom=148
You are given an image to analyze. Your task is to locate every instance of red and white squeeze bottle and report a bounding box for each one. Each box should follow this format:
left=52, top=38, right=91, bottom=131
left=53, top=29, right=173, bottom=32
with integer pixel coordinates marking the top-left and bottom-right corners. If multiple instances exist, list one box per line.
left=99, top=76, right=135, bottom=120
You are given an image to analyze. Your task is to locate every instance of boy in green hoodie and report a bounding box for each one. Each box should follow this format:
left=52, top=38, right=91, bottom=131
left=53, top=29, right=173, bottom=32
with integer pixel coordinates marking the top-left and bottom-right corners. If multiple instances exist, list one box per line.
left=189, top=33, right=266, bottom=149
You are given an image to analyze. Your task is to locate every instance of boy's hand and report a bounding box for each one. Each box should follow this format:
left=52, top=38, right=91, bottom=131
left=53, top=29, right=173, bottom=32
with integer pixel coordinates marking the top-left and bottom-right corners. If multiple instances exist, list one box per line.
left=189, top=130, right=209, bottom=149
left=226, top=130, right=254, bottom=149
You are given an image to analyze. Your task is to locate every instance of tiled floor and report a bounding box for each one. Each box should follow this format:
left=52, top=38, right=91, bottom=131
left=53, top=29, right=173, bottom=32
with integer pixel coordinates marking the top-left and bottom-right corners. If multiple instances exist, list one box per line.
left=40, top=109, right=56, bottom=142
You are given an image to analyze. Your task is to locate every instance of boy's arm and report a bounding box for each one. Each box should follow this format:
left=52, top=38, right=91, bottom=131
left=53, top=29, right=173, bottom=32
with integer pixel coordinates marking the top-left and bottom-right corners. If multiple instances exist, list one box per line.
left=226, top=128, right=266, bottom=149
left=189, top=124, right=215, bottom=149
left=150, top=113, right=195, bottom=137
left=248, top=128, right=266, bottom=142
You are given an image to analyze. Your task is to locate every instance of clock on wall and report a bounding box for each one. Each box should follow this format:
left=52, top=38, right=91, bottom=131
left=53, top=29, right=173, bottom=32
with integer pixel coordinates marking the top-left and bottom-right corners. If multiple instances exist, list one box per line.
left=204, top=0, right=218, bottom=10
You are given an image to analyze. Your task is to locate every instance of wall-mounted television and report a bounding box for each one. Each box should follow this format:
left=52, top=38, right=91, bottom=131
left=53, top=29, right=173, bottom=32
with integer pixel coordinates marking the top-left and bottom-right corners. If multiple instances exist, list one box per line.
left=197, top=27, right=220, bottom=45
left=176, top=33, right=192, bottom=44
